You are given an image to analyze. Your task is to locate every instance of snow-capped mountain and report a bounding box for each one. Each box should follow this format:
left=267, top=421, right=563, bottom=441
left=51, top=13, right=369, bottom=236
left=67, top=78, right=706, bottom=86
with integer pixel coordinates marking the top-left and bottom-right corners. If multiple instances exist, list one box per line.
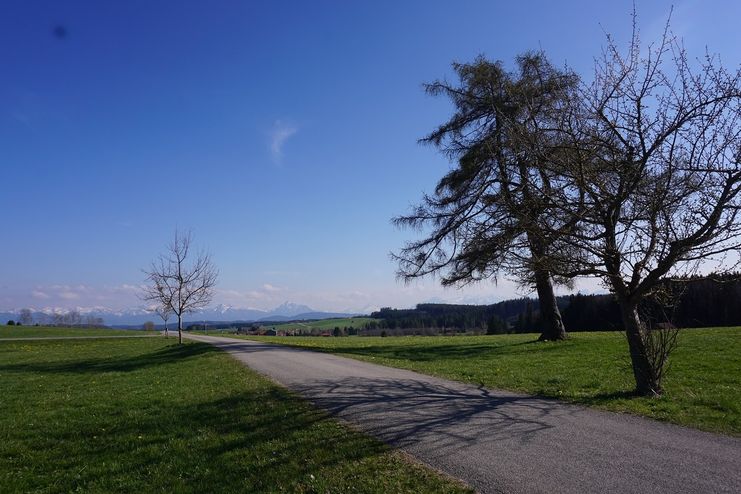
left=268, top=302, right=314, bottom=317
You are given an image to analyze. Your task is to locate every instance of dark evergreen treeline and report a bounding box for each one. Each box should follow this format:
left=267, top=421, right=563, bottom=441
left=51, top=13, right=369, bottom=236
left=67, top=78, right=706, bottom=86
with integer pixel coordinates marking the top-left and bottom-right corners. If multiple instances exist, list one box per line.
left=369, top=273, right=741, bottom=333
left=369, top=300, right=554, bottom=334
left=563, top=273, right=741, bottom=331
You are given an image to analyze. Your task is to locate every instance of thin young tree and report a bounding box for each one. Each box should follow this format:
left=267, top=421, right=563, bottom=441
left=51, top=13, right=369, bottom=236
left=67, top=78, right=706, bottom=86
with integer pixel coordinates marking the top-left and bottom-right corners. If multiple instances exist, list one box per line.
left=143, top=231, right=218, bottom=344
left=394, top=53, right=579, bottom=340
left=146, top=286, right=173, bottom=337
left=550, top=20, right=741, bottom=396
left=155, top=304, right=172, bottom=338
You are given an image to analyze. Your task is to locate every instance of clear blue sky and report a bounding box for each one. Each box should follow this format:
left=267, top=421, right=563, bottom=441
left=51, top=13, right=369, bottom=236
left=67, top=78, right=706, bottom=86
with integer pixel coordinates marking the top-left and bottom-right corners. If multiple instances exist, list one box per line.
left=1, top=1, right=739, bottom=312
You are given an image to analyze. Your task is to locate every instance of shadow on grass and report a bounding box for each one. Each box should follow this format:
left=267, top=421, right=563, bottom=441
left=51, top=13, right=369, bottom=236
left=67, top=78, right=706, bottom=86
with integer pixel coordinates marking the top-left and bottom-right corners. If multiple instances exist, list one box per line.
left=0, top=342, right=219, bottom=374
left=4, top=379, right=399, bottom=493
left=3, top=337, right=440, bottom=492
left=578, top=390, right=639, bottom=406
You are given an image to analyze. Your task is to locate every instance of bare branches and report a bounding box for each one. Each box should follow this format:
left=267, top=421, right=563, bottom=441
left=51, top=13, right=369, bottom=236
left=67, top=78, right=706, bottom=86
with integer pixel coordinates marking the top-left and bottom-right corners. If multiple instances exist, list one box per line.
left=399, top=13, right=739, bottom=392
left=395, top=54, right=580, bottom=283
left=558, top=19, right=741, bottom=301
left=544, top=14, right=741, bottom=395
left=142, top=230, right=218, bottom=343
left=394, top=53, right=579, bottom=340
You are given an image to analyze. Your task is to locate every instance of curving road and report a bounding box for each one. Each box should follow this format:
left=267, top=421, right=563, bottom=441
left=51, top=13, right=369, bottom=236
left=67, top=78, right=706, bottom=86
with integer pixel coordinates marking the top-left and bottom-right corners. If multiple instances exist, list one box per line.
left=185, top=333, right=741, bottom=494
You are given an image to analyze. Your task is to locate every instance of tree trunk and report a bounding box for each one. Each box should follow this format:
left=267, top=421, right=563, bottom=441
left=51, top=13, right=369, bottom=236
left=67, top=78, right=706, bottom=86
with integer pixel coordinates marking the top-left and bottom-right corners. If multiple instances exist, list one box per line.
left=619, top=302, right=662, bottom=397
left=177, top=314, right=183, bottom=345
left=534, top=269, right=567, bottom=341
left=526, top=231, right=567, bottom=341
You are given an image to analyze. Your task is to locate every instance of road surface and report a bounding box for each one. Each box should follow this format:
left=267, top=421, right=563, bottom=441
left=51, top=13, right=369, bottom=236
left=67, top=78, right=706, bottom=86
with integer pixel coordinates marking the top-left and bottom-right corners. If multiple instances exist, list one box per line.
left=185, top=333, right=741, bottom=494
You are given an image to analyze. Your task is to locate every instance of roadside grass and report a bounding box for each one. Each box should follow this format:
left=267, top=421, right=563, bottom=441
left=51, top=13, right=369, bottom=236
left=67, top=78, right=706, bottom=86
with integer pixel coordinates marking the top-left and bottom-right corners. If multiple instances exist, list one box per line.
left=0, top=338, right=470, bottom=493
left=269, top=318, right=377, bottom=332
left=0, top=325, right=154, bottom=338
left=244, top=328, right=741, bottom=435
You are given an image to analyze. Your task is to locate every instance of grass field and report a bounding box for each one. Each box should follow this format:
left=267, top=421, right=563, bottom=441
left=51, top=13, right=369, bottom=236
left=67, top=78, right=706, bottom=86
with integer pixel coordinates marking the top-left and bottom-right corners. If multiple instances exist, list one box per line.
left=269, top=318, right=377, bottom=332
left=244, top=328, right=741, bottom=435
left=0, top=337, right=469, bottom=493
left=190, top=318, right=376, bottom=336
left=0, top=326, right=154, bottom=338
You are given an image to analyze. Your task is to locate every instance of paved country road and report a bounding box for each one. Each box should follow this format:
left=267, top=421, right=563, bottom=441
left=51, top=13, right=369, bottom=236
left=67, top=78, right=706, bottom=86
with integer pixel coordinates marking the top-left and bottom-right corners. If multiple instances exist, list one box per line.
left=185, top=333, right=741, bottom=494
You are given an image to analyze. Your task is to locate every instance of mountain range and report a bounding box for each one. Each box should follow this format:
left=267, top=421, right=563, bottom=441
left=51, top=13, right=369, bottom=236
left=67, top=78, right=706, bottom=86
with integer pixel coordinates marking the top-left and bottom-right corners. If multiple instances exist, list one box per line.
left=0, top=302, right=362, bottom=327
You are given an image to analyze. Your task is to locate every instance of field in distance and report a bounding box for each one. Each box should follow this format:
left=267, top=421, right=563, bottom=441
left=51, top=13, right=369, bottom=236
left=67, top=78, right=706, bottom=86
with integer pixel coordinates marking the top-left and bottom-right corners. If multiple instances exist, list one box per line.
left=0, top=337, right=470, bottom=493
left=0, top=325, right=154, bottom=339
left=242, top=328, right=741, bottom=436
left=263, top=317, right=376, bottom=332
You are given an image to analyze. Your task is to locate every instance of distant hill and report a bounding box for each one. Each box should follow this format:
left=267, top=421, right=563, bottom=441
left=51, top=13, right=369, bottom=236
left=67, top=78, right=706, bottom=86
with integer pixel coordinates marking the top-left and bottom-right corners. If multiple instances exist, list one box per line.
left=258, top=311, right=359, bottom=322
left=8, top=274, right=738, bottom=332
left=0, top=303, right=361, bottom=327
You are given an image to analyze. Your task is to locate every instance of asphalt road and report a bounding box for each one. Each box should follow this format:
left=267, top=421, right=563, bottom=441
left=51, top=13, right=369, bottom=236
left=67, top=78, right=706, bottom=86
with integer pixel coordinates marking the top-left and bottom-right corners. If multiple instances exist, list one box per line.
left=185, top=333, right=741, bottom=494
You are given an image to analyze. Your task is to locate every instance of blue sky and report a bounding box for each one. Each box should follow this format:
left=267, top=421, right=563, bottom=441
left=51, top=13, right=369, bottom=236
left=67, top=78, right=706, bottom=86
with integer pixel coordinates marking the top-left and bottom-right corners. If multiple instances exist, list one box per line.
left=1, top=1, right=739, bottom=312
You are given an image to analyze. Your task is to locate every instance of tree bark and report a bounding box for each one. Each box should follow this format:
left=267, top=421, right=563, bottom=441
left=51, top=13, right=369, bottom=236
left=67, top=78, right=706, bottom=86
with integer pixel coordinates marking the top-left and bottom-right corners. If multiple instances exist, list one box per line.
left=619, top=302, right=661, bottom=397
left=178, top=314, right=183, bottom=344
left=534, top=269, right=567, bottom=341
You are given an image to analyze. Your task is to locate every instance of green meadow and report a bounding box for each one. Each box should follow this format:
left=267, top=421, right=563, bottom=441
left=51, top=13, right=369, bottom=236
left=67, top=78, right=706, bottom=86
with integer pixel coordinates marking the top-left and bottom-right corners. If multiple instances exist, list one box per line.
left=0, top=325, right=154, bottom=338
left=0, top=337, right=470, bottom=493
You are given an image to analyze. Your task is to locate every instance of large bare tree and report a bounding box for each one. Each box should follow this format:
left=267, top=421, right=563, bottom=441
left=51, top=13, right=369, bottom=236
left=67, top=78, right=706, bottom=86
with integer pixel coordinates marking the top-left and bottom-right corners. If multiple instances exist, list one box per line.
left=394, top=53, right=579, bottom=340
left=143, top=231, right=218, bottom=344
left=549, top=21, right=741, bottom=396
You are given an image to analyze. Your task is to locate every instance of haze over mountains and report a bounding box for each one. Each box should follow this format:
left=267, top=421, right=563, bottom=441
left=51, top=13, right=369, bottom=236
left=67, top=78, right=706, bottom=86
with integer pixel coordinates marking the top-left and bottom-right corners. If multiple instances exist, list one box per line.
left=0, top=302, right=361, bottom=327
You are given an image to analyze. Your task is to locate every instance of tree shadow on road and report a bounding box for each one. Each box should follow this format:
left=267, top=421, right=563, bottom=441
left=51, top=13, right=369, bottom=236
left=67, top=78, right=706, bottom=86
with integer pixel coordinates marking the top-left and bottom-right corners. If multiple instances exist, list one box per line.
left=291, top=376, right=578, bottom=455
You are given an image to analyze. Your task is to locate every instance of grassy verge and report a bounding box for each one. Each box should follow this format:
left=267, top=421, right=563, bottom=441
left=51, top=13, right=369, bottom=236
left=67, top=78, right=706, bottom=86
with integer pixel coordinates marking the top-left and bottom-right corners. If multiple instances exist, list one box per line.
left=241, top=328, right=741, bottom=435
left=0, top=326, right=154, bottom=338
left=0, top=338, right=470, bottom=493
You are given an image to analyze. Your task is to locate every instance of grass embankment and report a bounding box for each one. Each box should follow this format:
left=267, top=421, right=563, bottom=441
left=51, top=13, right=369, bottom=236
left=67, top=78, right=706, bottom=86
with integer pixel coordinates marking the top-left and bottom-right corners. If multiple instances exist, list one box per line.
left=246, top=328, right=741, bottom=435
left=0, top=326, right=154, bottom=338
left=0, top=338, right=470, bottom=493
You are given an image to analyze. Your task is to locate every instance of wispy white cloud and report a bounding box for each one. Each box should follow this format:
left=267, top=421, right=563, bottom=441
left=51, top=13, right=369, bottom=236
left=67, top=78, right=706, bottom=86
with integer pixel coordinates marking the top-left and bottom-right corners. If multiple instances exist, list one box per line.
left=262, top=283, right=281, bottom=292
left=269, top=119, right=298, bottom=163
left=7, top=283, right=146, bottom=311
left=59, top=291, right=81, bottom=300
